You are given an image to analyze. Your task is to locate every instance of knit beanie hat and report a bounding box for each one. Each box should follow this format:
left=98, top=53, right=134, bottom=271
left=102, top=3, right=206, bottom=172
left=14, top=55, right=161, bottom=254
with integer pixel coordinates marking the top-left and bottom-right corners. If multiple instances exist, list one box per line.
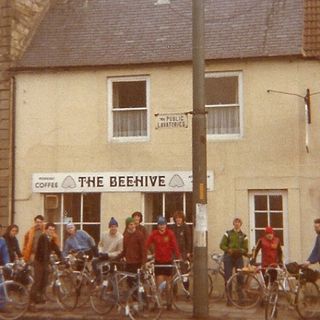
left=265, top=226, right=274, bottom=234
left=125, top=217, right=135, bottom=227
left=157, top=216, right=167, bottom=225
left=108, top=217, right=118, bottom=227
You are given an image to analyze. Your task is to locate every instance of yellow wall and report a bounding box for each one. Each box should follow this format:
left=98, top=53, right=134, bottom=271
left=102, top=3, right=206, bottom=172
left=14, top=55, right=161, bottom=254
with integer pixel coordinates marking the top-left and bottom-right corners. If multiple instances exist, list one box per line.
left=14, top=57, right=320, bottom=261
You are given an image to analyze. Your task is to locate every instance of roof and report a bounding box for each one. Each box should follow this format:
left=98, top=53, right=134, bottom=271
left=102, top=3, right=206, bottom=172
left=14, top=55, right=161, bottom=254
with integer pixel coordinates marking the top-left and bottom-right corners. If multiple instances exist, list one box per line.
left=303, top=0, right=320, bottom=57
left=17, top=0, right=306, bottom=69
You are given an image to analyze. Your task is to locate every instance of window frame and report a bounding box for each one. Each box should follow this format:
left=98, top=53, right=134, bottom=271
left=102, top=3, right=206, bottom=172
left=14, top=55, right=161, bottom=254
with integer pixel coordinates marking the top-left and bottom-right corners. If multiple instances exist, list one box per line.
left=107, top=75, right=150, bottom=143
left=249, top=190, right=289, bottom=261
left=205, top=71, right=244, bottom=140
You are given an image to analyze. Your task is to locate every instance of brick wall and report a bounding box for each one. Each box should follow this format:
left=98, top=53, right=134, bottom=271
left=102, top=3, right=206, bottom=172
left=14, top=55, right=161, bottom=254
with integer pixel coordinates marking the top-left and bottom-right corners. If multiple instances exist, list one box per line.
left=0, top=0, right=12, bottom=226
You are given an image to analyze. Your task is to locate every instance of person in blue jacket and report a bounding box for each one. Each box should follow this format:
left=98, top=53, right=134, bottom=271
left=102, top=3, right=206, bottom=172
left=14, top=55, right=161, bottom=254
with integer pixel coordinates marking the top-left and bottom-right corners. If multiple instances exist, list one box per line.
left=0, top=234, right=9, bottom=309
left=304, top=218, right=320, bottom=266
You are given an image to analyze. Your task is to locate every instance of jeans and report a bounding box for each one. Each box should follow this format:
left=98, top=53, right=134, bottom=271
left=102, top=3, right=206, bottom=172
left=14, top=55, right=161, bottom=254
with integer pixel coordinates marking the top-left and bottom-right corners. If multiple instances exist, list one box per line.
left=223, top=254, right=244, bottom=284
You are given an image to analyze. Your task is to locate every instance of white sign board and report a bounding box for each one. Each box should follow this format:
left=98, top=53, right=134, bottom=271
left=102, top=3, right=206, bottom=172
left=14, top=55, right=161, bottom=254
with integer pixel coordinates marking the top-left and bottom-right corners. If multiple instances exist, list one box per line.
left=32, top=171, right=214, bottom=193
left=155, top=113, right=188, bottom=129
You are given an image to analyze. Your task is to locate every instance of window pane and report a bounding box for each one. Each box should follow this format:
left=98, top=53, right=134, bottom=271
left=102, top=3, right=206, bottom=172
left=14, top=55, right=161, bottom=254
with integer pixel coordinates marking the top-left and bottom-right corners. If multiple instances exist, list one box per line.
left=113, top=110, right=147, bottom=137
left=274, top=230, right=284, bottom=246
left=255, top=212, right=268, bottom=228
left=205, top=76, right=238, bottom=105
left=64, top=193, right=81, bottom=222
left=270, top=212, right=283, bottom=228
left=269, top=195, right=282, bottom=211
left=207, top=106, right=239, bottom=134
left=44, top=194, right=61, bottom=223
left=254, top=195, right=267, bottom=211
left=113, top=81, right=146, bottom=109
left=83, top=224, right=100, bottom=245
left=255, top=229, right=265, bottom=242
left=83, top=193, right=100, bottom=222
left=165, top=193, right=183, bottom=222
left=186, top=193, right=193, bottom=223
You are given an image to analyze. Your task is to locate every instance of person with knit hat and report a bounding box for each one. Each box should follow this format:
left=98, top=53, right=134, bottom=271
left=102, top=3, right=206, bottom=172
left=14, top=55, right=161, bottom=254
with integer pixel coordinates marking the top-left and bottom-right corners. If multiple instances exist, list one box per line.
left=252, top=226, right=282, bottom=284
left=98, top=217, right=123, bottom=259
left=145, top=215, right=180, bottom=310
left=118, top=217, right=146, bottom=287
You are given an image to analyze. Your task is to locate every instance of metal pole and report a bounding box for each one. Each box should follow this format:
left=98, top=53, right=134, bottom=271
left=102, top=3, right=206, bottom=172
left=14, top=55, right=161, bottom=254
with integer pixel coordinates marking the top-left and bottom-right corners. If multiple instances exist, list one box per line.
left=192, top=0, right=208, bottom=318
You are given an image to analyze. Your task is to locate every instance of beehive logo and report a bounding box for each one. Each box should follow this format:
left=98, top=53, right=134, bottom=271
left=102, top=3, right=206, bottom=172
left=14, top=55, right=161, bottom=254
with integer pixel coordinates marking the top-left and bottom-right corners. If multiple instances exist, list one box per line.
left=169, top=174, right=184, bottom=188
left=62, top=176, right=76, bottom=189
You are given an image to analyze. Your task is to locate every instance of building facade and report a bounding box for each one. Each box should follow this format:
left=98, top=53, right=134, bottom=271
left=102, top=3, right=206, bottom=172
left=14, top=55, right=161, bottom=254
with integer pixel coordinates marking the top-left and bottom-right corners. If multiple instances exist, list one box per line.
left=13, top=0, right=320, bottom=262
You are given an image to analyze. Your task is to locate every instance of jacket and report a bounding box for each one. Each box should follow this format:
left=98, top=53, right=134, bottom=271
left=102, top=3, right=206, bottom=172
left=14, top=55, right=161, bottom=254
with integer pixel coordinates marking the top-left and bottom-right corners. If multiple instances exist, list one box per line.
left=220, top=229, right=248, bottom=257
left=170, top=223, right=192, bottom=259
left=308, top=234, right=320, bottom=264
left=253, top=236, right=282, bottom=267
left=35, top=233, right=62, bottom=264
left=3, top=235, right=22, bottom=262
left=120, top=230, right=146, bottom=264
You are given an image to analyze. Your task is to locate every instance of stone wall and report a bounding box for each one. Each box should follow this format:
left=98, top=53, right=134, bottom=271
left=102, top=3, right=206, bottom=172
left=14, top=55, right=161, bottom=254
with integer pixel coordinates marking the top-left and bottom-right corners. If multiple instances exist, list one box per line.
left=0, top=0, right=51, bottom=226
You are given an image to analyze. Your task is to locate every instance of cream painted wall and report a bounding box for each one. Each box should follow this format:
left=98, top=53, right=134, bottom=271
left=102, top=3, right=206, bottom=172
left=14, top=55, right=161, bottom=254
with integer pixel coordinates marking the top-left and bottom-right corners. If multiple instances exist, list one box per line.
left=14, top=57, right=320, bottom=261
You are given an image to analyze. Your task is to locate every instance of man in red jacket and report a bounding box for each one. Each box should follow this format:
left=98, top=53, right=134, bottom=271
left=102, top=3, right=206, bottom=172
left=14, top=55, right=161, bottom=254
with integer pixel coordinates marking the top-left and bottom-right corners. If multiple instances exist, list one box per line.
left=146, top=216, right=180, bottom=310
left=252, top=226, right=282, bottom=283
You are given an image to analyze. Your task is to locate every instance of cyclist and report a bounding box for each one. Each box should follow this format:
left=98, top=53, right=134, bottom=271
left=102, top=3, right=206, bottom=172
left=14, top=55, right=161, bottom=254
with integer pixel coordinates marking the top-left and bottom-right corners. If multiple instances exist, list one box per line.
left=131, top=211, right=148, bottom=241
left=304, top=218, right=320, bottom=266
left=63, top=223, right=98, bottom=257
left=3, top=224, right=22, bottom=262
left=220, top=217, right=248, bottom=305
left=251, top=226, right=282, bottom=283
left=146, top=216, right=180, bottom=310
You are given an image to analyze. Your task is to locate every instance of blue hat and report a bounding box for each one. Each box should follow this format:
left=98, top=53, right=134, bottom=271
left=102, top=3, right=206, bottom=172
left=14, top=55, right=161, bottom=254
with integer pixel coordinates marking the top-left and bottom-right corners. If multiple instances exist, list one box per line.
left=157, top=216, right=167, bottom=225
left=108, top=217, right=118, bottom=227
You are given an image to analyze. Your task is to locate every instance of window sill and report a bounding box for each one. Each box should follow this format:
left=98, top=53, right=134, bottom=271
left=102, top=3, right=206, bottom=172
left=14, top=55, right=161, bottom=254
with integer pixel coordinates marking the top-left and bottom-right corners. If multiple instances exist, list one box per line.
left=109, top=136, right=150, bottom=143
left=207, top=134, right=243, bottom=141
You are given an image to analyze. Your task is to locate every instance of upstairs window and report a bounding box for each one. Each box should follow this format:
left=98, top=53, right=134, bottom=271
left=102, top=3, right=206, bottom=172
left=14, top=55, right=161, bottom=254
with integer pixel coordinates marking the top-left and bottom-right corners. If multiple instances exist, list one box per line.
left=108, top=76, right=150, bottom=141
left=205, top=71, right=243, bottom=138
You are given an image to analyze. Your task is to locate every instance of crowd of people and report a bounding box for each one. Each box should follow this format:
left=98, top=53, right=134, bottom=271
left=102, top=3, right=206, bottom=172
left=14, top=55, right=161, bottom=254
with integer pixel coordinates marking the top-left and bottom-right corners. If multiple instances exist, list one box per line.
left=0, top=213, right=318, bottom=310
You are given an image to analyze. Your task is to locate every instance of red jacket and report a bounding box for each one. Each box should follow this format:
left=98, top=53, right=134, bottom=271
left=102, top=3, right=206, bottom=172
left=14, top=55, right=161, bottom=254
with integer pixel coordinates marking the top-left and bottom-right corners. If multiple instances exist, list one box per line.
left=255, top=236, right=282, bottom=267
left=146, top=228, right=180, bottom=263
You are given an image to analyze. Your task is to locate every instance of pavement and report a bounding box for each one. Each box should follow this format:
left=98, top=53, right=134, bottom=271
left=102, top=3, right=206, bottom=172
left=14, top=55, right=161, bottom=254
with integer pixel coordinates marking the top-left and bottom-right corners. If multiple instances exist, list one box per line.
left=21, top=298, right=309, bottom=320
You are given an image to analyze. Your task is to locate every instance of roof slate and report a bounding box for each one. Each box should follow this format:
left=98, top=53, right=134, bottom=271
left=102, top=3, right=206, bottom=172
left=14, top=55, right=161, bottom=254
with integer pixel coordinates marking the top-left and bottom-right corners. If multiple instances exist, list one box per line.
left=304, top=0, right=320, bottom=57
left=17, top=0, right=305, bottom=68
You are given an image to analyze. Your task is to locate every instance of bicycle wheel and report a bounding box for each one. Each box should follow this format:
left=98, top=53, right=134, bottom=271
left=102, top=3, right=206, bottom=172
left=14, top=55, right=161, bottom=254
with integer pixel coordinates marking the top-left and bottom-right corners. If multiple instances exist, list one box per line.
left=126, top=281, right=162, bottom=320
left=90, top=277, right=116, bottom=315
left=265, top=282, right=279, bottom=320
left=226, top=271, right=262, bottom=309
left=171, top=274, right=194, bottom=313
left=209, top=271, right=225, bottom=302
left=296, top=281, right=320, bottom=319
left=0, top=280, right=29, bottom=320
left=55, top=271, right=78, bottom=311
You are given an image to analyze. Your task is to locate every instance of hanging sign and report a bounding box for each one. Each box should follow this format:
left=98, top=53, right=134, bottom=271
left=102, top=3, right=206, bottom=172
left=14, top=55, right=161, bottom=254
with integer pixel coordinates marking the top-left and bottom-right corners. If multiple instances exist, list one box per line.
left=155, top=113, right=189, bottom=129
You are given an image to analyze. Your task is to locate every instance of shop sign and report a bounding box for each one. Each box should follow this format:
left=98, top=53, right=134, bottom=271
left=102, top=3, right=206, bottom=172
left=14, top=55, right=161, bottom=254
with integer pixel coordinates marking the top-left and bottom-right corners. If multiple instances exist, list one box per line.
left=32, top=171, right=214, bottom=193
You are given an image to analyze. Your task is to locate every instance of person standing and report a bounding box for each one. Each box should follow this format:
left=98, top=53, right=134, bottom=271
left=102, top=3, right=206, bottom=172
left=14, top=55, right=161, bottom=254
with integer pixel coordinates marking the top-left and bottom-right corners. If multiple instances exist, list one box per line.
left=304, top=218, right=320, bottom=266
left=252, top=226, right=282, bottom=283
left=0, top=235, right=9, bottom=266
left=220, top=217, right=248, bottom=303
left=146, top=216, right=180, bottom=310
left=118, top=217, right=146, bottom=287
left=131, top=211, right=148, bottom=241
left=30, top=222, right=62, bottom=305
left=63, top=223, right=98, bottom=257
left=3, top=224, right=22, bottom=262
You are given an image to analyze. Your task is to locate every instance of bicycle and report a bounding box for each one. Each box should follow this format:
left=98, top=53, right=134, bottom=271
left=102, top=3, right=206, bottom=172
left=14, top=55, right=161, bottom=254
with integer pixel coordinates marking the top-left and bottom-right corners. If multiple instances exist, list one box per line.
left=90, top=261, right=162, bottom=319
left=265, top=263, right=320, bottom=320
left=45, top=254, right=78, bottom=311
left=226, top=263, right=277, bottom=309
left=208, top=252, right=225, bottom=301
left=0, top=265, right=29, bottom=320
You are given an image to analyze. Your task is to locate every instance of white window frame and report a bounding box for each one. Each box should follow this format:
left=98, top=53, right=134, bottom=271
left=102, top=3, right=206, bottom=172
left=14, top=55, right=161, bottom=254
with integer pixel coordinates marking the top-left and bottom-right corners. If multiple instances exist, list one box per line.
left=107, top=75, right=150, bottom=143
left=205, top=71, right=243, bottom=140
left=249, top=190, right=289, bottom=261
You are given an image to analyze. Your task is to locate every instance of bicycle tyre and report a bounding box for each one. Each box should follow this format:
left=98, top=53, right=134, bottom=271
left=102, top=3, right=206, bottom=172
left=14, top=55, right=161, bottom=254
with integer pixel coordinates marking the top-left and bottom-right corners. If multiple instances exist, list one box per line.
left=265, top=282, right=279, bottom=320
left=226, top=271, right=262, bottom=309
left=55, top=271, right=78, bottom=311
left=208, top=271, right=225, bottom=302
left=90, top=277, right=116, bottom=315
left=296, top=281, right=320, bottom=320
left=126, top=281, right=163, bottom=320
left=0, top=280, right=29, bottom=320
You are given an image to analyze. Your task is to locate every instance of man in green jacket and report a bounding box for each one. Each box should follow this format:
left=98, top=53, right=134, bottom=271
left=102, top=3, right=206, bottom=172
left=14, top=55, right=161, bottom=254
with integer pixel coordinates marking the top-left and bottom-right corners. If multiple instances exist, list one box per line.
left=220, top=218, right=248, bottom=291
